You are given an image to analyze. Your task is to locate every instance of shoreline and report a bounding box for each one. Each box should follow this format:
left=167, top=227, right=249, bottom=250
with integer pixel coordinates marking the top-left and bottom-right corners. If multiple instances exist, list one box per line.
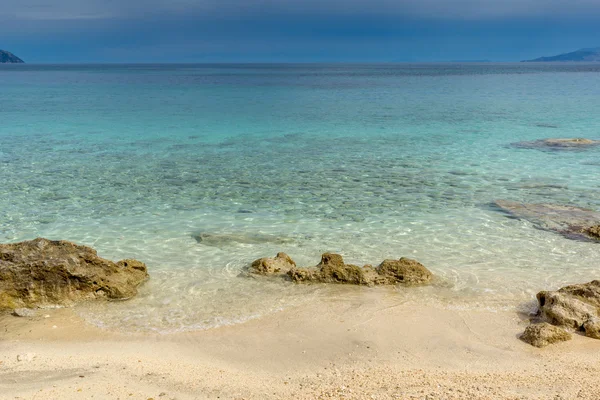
left=2, top=291, right=600, bottom=399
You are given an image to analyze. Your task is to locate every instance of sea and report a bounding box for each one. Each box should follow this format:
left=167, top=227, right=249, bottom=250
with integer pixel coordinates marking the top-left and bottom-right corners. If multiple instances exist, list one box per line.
left=1, top=63, right=599, bottom=333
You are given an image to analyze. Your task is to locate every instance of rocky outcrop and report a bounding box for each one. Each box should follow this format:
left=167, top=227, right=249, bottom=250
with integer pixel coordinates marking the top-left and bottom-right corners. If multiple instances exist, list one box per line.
left=0, top=238, right=149, bottom=310
left=250, top=252, right=296, bottom=276
left=520, top=323, right=572, bottom=348
left=0, top=50, right=25, bottom=64
left=289, top=253, right=383, bottom=285
left=511, top=138, right=600, bottom=150
left=250, top=252, right=433, bottom=286
left=521, top=281, right=600, bottom=347
left=377, top=258, right=433, bottom=286
left=536, top=290, right=597, bottom=329
left=494, top=200, right=600, bottom=242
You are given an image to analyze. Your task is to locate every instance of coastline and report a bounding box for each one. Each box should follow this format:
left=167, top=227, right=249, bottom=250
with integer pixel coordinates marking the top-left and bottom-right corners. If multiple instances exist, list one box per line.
left=2, top=291, right=600, bottom=399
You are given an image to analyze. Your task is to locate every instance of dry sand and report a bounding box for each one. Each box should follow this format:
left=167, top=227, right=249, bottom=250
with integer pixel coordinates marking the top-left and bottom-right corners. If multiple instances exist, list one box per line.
left=1, top=288, right=599, bottom=400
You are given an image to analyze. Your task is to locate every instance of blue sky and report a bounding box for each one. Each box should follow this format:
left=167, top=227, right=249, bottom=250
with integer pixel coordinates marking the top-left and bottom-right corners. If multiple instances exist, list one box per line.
left=2, top=0, right=600, bottom=63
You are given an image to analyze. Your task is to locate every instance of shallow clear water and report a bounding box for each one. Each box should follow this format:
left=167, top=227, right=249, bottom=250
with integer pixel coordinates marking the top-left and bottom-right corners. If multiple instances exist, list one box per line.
left=1, top=63, right=599, bottom=332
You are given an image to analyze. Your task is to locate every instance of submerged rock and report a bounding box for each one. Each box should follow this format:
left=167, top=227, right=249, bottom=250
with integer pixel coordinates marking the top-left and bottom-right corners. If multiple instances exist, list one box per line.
left=494, top=200, right=600, bottom=242
left=193, top=232, right=293, bottom=247
left=250, top=252, right=433, bottom=287
left=583, top=225, right=600, bottom=240
left=520, top=322, right=572, bottom=348
left=0, top=238, right=149, bottom=310
left=522, top=280, right=600, bottom=346
left=511, top=138, right=600, bottom=150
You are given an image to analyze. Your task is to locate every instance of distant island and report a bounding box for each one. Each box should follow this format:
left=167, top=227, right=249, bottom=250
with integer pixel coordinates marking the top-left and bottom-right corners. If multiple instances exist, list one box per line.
left=0, top=50, right=25, bottom=63
left=524, top=47, right=600, bottom=62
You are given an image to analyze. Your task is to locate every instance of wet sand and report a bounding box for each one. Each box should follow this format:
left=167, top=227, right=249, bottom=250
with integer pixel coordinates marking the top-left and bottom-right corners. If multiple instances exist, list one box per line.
left=2, top=290, right=600, bottom=399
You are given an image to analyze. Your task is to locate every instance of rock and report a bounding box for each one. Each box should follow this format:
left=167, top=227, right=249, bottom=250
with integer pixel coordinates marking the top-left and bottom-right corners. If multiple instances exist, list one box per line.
left=310, top=253, right=380, bottom=285
left=12, top=308, right=36, bottom=318
left=583, top=318, right=600, bottom=339
left=583, top=225, right=600, bottom=240
left=193, top=232, right=292, bottom=247
left=288, top=252, right=380, bottom=285
left=284, top=253, right=432, bottom=287
left=17, top=353, right=36, bottom=362
left=287, top=267, right=321, bottom=283
left=536, top=291, right=597, bottom=329
left=511, top=138, right=600, bottom=151
left=250, top=252, right=296, bottom=276
left=520, top=323, right=572, bottom=348
left=377, top=258, right=433, bottom=286
left=522, top=280, right=600, bottom=347
left=0, top=238, right=149, bottom=310
left=494, top=200, right=600, bottom=242
left=0, top=50, right=25, bottom=64
left=556, top=280, right=600, bottom=308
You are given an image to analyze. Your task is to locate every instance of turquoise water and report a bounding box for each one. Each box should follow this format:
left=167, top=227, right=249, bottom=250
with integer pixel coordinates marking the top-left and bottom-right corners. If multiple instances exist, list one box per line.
left=1, top=63, right=600, bottom=332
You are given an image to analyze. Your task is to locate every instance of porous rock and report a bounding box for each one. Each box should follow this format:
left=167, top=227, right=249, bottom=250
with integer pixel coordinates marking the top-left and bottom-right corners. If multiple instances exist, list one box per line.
left=522, top=280, right=600, bottom=347
left=377, top=258, right=433, bottom=286
left=520, top=322, right=572, bottom=348
left=290, top=252, right=381, bottom=285
left=250, top=252, right=433, bottom=287
left=556, top=280, right=600, bottom=308
left=250, top=252, right=296, bottom=276
left=583, top=318, right=600, bottom=339
left=536, top=290, right=597, bottom=329
left=0, top=238, right=149, bottom=310
left=583, top=225, right=600, bottom=240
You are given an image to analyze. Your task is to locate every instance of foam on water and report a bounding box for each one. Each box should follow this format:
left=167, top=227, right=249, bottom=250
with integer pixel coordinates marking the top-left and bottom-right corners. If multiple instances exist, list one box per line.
left=1, top=63, right=599, bottom=332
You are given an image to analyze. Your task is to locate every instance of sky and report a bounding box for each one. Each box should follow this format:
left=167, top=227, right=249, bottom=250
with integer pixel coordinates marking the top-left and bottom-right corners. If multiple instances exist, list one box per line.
left=1, top=0, right=600, bottom=63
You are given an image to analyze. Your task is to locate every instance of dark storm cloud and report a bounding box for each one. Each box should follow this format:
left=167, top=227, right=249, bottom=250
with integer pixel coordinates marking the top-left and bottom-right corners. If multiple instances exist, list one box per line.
left=2, top=0, right=600, bottom=63
left=3, top=0, right=600, bottom=21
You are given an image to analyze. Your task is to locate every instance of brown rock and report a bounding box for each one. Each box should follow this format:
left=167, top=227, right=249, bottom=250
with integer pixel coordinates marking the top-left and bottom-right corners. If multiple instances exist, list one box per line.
left=583, top=225, right=600, bottom=240
left=523, top=280, right=600, bottom=346
left=314, top=253, right=374, bottom=285
left=287, top=253, right=432, bottom=287
left=288, top=253, right=375, bottom=285
left=520, top=322, right=572, bottom=348
left=0, top=238, right=149, bottom=310
left=536, top=290, right=597, bottom=329
left=287, top=267, right=321, bottom=283
left=250, top=252, right=296, bottom=276
left=377, top=258, right=433, bottom=286
left=557, top=280, right=600, bottom=308
left=583, top=318, right=600, bottom=339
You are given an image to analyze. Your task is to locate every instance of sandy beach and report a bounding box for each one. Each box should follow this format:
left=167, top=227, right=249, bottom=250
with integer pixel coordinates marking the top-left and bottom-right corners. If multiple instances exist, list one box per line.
left=2, top=287, right=600, bottom=400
